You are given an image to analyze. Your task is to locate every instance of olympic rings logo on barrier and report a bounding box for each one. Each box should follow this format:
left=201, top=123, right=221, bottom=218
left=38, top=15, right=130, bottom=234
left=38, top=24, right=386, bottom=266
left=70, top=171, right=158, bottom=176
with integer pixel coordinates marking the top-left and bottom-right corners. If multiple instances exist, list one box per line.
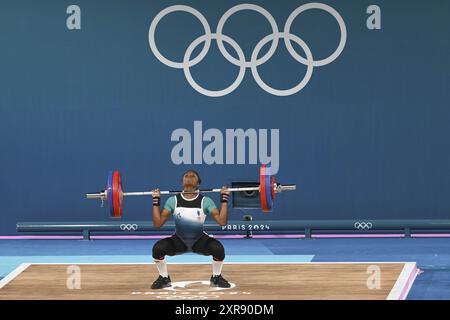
left=354, top=222, right=373, bottom=230
left=148, top=3, right=347, bottom=97
left=120, top=223, right=139, bottom=231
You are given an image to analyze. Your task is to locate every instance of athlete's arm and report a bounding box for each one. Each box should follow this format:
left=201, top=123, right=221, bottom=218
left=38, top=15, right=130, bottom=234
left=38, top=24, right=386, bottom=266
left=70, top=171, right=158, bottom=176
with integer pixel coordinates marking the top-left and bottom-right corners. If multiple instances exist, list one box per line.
left=151, top=189, right=172, bottom=228
left=153, top=208, right=171, bottom=228
left=210, top=186, right=230, bottom=226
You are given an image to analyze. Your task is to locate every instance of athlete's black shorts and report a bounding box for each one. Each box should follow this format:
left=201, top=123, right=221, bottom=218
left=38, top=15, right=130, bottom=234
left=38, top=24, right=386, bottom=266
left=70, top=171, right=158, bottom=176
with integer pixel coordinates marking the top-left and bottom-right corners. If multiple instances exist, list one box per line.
left=152, top=233, right=225, bottom=261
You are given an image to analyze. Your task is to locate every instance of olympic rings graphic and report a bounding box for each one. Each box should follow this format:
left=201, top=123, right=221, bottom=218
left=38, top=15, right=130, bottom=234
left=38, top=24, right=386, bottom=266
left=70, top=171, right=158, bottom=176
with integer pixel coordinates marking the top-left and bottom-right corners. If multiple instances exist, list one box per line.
left=120, top=223, right=138, bottom=231
left=148, top=3, right=347, bottom=97
left=164, top=280, right=236, bottom=292
left=354, top=222, right=373, bottom=230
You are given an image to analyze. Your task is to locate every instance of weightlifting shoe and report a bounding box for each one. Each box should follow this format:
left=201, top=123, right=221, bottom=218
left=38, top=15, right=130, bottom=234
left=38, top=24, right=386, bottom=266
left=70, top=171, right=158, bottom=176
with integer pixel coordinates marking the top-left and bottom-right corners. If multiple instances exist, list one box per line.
left=151, top=275, right=171, bottom=289
left=210, top=274, right=231, bottom=288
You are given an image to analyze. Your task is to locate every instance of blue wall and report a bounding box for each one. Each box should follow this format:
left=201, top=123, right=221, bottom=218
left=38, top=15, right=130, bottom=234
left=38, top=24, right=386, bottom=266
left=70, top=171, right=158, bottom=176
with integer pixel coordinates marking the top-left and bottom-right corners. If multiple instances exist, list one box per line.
left=1, top=0, right=449, bottom=234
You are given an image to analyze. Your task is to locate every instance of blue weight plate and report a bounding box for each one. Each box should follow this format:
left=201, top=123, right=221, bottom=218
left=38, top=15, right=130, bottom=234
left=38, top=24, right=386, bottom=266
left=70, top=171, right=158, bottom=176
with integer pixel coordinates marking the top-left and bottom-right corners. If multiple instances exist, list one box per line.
left=265, top=167, right=273, bottom=211
left=106, top=171, right=114, bottom=217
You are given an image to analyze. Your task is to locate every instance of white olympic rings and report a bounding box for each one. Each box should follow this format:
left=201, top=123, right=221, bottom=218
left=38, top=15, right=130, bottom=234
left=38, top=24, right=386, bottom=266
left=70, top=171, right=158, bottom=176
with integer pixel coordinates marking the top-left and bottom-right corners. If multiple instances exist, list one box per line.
left=148, top=3, right=347, bottom=97
left=354, top=222, right=373, bottom=230
left=120, top=223, right=139, bottom=231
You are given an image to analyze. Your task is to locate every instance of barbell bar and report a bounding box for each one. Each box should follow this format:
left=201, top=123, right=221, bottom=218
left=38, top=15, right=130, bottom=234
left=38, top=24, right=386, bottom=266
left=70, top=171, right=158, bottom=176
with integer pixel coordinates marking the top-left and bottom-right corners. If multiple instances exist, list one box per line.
left=86, top=164, right=296, bottom=218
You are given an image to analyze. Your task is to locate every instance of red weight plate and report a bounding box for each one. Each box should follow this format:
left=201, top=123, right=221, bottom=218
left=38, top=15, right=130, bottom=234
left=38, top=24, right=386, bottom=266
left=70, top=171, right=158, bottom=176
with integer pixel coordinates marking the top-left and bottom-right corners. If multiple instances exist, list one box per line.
left=117, top=172, right=123, bottom=217
left=112, top=171, right=123, bottom=218
left=260, top=165, right=269, bottom=212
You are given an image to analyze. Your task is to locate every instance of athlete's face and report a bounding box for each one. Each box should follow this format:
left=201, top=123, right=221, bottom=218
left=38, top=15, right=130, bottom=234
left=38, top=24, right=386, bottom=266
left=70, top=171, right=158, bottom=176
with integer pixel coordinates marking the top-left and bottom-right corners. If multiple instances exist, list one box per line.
left=182, top=171, right=199, bottom=191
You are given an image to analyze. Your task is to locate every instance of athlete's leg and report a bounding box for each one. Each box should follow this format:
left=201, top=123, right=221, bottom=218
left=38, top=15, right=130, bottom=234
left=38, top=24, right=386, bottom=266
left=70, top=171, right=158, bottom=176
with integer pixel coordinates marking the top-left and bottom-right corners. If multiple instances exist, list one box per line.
left=192, top=234, right=230, bottom=287
left=151, top=234, right=188, bottom=289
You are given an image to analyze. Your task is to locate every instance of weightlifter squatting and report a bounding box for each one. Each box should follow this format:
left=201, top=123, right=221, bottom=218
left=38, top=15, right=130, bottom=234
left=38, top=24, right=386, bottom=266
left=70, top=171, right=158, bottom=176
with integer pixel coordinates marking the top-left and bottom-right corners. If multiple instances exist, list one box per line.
left=150, top=169, right=232, bottom=289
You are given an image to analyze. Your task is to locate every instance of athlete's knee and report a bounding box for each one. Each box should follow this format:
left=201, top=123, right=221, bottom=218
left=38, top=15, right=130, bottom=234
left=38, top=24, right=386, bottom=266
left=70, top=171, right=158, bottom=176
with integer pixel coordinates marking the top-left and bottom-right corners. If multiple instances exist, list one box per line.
left=209, top=240, right=225, bottom=261
left=152, top=239, right=172, bottom=259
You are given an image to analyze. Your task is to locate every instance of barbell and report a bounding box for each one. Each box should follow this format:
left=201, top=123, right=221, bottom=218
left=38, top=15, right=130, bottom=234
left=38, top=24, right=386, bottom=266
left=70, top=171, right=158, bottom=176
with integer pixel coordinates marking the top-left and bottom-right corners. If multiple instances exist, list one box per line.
left=86, top=164, right=296, bottom=218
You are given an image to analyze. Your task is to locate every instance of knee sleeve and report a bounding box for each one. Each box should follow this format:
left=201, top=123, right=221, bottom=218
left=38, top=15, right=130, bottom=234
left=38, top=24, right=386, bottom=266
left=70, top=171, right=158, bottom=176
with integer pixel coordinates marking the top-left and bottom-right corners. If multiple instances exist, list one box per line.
left=152, top=239, right=174, bottom=259
left=208, top=239, right=225, bottom=261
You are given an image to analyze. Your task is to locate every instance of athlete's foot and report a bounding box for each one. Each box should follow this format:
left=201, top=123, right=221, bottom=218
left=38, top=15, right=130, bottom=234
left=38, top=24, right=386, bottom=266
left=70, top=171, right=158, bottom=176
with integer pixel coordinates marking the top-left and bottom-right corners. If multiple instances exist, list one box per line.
left=210, top=274, right=231, bottom=288
left=151, top=275, right=171, bottom=289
